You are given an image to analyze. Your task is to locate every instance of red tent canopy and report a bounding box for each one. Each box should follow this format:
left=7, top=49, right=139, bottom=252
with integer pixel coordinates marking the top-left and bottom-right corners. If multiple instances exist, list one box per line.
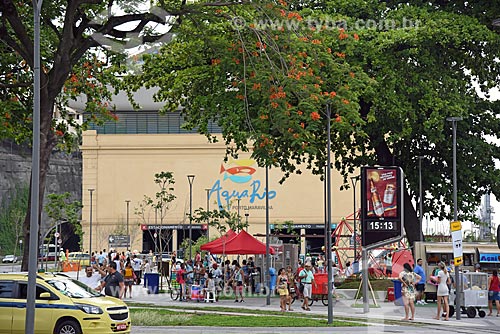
left=200, top=229, right=237, bottom=252
left=207, top=230, right=275, bottom=255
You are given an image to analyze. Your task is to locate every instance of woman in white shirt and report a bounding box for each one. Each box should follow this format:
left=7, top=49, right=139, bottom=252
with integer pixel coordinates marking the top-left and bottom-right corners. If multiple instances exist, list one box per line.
left=434, top=262, right=450, bottom=321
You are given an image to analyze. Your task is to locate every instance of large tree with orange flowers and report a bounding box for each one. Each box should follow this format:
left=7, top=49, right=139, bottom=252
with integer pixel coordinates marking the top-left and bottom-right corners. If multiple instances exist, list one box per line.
left=126, top=0, right=500, bottom=248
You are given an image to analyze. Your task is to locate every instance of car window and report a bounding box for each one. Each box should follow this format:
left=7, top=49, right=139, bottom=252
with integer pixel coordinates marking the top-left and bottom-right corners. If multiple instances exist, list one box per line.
left=0, top=280, right=15, bottom=298
left=47, top=278, right=101, bottom=298
left=18, top=283, right=52, bottom=300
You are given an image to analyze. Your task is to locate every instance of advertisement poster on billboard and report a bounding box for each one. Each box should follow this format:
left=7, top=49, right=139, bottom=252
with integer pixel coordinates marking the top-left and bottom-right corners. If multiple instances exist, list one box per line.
left=361, top=167, right=404, bottom=247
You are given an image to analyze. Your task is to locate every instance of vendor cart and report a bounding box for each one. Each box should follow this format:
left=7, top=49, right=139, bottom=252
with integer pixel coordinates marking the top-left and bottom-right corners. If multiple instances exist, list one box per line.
left=448, top=272, right=489, bottom=318
left=309, top=273, right=332, bottom=306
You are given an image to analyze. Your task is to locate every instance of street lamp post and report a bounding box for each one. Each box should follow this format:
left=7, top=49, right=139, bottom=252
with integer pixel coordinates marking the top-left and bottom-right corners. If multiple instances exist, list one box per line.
left=418, top=156, right=424, bottom=241
left=205, top=188, right=210, bottom=240
left=245, top=210, right=249, bottom=232
left=88, top=189, right=95, bottom=257
left=350, top=176, right=360, bottom=260
left=187, top=175, right=195, bottom=261
left=325, top=103, right=333, bottom=324
left=447, top=116, right=462, bottom=320
left=125, top=200, right=131, bottom=251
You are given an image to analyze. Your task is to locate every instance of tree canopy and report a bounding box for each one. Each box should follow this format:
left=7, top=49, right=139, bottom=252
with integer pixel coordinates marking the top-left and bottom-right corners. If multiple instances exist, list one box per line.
left=126, top=0, right=500, bottom=246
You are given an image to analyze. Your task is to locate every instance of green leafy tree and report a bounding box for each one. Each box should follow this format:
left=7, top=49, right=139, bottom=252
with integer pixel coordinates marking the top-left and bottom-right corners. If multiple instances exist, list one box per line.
left=135, top=171, right=177, bottom=254
left=0, top=184, right=28, bottom=256
left=125, top=0, right=500, bottom=248
left=45, top=192, right=83, bottom=249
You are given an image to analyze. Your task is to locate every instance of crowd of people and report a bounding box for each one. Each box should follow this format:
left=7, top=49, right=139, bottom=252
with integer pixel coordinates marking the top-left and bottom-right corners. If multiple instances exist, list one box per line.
left=75, top=248, right=500, bottom=320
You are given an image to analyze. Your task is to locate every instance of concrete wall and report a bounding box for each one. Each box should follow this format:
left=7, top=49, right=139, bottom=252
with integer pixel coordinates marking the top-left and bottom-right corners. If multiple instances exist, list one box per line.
left=0, top=140, right=82, bottom=236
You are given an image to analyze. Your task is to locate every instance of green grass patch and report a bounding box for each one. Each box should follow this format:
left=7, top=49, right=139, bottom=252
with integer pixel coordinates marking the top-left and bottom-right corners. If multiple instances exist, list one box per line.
left=130, top=307, right=363, bottom=327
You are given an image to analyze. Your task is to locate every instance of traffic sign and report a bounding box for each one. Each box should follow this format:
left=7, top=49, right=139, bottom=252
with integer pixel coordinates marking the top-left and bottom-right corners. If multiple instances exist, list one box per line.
left=54, top=232, right=60, bottom=238
left=450, top=220, right=463, bottom=265
left=108, top=235, right=130, bottom=248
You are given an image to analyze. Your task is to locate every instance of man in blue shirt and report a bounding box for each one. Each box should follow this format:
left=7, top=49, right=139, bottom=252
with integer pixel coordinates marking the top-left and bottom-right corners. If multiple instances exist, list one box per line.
left=414, top=258, right=427, bottom=305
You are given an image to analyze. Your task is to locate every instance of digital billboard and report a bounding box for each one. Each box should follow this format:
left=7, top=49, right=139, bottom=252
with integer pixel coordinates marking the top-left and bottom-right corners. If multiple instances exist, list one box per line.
left=361, top=166, right=404, bottom=247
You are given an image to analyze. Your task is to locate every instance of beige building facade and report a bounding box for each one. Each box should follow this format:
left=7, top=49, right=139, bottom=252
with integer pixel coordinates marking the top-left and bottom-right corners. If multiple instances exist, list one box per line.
left=80, top=129, right=357, bottom=256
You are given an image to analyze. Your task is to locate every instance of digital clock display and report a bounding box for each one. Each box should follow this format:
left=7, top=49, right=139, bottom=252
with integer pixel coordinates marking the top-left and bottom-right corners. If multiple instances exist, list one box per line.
left=366, top=221, right=397, bottom=231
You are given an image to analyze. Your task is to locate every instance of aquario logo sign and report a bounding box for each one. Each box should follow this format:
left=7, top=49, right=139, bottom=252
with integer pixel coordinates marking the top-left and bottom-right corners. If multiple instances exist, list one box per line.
left=208, top=158, right=276, bottom=210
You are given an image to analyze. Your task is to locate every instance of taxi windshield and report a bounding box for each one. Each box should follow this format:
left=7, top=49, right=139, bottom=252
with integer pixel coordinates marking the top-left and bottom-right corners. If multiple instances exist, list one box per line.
left=47, top=278, right=101, bottom=298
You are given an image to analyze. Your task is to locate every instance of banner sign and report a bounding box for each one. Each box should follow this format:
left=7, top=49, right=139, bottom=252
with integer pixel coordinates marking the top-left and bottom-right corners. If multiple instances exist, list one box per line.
left=361, top=166, right=404, bottom=247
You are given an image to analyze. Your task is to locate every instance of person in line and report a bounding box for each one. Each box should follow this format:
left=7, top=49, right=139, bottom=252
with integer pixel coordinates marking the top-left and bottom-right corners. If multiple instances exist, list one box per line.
left=232, top=262, right=245, bottom=303
left=203, top=272, right=216, bottom=302
left=487, top=269, right=500, bottom=316
left=96, top=261, right=125, bottom=299
left=123, top=261, right=135, bottom=298
left=344, top=261, right=353, bottom=278
left=176, top=262, right=187, bottom=301
left=414, top=258, right=427, bottom=305
left=434, top=262, right=450, bottom=321
left=79, top=264, right=106, bottom=290
left=399, top=263, right=421, bottom=321
left=286, top=265, right=296, bottom=308
left=132, top=254, right=142, bottom=285
left=298, top=263, right=316, bottom=311
left=277, top=268, right=290, bottom=312
left=97, top=251, right=106, bottom=268
left=385, top=253, right=393, bottom=277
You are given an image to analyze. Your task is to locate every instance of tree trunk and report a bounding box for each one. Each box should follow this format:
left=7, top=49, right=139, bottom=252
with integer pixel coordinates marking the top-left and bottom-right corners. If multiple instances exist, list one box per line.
left=21, top=78, right=56, bottom=271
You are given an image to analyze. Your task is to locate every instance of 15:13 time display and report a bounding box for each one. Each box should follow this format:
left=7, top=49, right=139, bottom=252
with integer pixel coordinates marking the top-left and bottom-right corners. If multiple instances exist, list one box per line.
left=367, top=221, right=397, bottom=231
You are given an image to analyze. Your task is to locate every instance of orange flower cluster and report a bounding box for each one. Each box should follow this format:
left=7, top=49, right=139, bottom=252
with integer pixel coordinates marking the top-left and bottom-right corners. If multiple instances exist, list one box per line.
left=287, top=12, right=302, bottom=21
left=252, top=83, right=261, bottom=90
left=211, top=58, right=221, bottom=66
left=334, top=52, right=346, bottom=58
left=310, top=112, right=321, bottom=121
left=271, top=102, right=279, bottom=109
left=339, top=28, right=349, bottom=40
left=311, top=39, right=322, bottom=45
left=256, top=41, right=267, bottom=49
left=353, top=33, right=359, bottom=40
left=321, top=91, right=337, bottom=98
left=259, top=135, right=272, bottom=148
left=298, top=51, right=308, bottom=58
left=260, top=114, right=269, bottom=120
left=269, top=86, right=286, bottom=99
left=342, top=99, right=349, bottom=104
left=55, top=130, right=64, bottom=137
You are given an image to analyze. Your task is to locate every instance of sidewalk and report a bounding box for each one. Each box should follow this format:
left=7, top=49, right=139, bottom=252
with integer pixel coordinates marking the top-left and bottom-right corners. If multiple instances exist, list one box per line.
left=124, top=282, right=495, bottom=328
left=64, top=270, right=498, bottom=329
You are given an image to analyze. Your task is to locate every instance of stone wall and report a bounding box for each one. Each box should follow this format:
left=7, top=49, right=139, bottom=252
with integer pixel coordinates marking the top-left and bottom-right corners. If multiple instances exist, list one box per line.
left=0, top=140, right=82, bottom=234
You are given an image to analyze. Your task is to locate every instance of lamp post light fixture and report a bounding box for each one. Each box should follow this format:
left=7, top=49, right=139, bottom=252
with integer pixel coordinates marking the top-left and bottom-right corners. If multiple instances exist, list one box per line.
left=350, top=175, right=360, bottom=260
left=447, top=116, right=462, bottom=320
left=125, top=200, right=131, bottom=251
left=88, top=189, right=95, bottom=257
left=187, top=175, right=195, bottom=261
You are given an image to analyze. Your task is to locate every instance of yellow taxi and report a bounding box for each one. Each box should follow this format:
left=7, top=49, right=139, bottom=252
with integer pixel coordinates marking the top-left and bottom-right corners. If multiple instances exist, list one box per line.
left=67, top=252, right=91, bottom=266
left=0, top=272, right=130, bottom=334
